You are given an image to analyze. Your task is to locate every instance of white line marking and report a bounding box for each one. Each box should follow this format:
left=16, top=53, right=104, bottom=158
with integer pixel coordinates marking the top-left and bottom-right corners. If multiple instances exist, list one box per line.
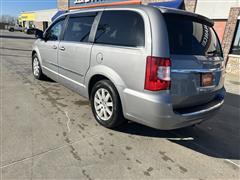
left=167, top=137, right=194, bottom=141
left=65, top=111, right=71, bottom=133
left=225, top=159, right=240, bottom=168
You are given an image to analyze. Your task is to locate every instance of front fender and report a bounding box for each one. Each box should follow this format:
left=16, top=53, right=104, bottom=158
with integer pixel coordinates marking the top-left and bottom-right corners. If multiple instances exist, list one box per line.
left=32, top=40, right=43, bottom=66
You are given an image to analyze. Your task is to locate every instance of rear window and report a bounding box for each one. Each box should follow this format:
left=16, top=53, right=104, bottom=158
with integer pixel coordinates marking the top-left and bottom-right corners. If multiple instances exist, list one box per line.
left=163, top=14, right=222, bottom=56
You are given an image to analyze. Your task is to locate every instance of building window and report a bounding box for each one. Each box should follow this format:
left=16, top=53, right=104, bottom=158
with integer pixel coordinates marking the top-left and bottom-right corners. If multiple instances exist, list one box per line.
left=230, top=21, right=240, bottom=55
left=29, top=21, right=34, bottom=28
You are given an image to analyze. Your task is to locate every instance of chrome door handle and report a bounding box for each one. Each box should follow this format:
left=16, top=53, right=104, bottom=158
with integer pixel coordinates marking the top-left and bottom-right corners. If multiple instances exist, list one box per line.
left=52, top=45, right=57, bottom=49
left=59, top=47, right=65, bottom=51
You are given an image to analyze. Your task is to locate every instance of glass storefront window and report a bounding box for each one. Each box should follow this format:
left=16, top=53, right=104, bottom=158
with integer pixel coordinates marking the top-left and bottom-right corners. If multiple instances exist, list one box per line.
left=230, top=20, right=240, bottom=55
left=29, top=21, right=34, bottom=28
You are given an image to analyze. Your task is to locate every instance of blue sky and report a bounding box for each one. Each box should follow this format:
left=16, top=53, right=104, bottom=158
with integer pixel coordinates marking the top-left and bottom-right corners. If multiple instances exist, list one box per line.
left=1, top=0, right=57, bottom=17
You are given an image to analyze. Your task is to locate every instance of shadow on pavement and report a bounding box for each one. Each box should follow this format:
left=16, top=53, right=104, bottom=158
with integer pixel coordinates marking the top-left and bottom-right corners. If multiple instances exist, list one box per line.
left=42, top=76, right=56, bottom=83
left=0, top=35, right=36, bottom=40
left=117, top=92, right=240, bottom=160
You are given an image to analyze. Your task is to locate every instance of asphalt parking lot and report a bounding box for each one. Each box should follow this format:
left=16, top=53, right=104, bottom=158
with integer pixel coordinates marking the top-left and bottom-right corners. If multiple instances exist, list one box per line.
left=0, top=30, right=239, bottom=179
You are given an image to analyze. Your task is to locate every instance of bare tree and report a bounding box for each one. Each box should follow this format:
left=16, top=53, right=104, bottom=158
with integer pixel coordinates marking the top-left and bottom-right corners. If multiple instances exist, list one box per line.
left=0, top=15, right=18, bottom=25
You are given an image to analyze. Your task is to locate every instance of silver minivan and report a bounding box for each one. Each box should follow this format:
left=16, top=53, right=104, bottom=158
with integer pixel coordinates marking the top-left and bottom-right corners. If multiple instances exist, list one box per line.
left=32, top=5, right=225, bottom=130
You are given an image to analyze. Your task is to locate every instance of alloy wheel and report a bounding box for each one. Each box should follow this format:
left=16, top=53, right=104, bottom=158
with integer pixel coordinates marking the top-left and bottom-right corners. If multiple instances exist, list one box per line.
left=94, top=88, right=113, bottom=121
left=33, top=58, right=40, bottom=77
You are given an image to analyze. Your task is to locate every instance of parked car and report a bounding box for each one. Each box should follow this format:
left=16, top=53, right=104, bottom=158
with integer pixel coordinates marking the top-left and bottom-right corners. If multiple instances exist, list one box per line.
left=24, top=27, right=37, bottom=34
left=8, top=24, right=22, bottom=32
left=32, top=5, right=225, bottom=130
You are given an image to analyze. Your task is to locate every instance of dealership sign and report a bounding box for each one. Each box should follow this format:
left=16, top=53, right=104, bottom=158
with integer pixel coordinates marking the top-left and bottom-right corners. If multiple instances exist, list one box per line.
left=74, top=0, right=91, bottom=4
left=70, top=0, right=183, bottom=9
left=73, top=0, right=180, bottom=4
left=71, top=0, right=129, bottom=7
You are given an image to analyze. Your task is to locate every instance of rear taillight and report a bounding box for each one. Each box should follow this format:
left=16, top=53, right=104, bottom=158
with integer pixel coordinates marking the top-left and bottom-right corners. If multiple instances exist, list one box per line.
left=144, top=56, right=171, bottom=91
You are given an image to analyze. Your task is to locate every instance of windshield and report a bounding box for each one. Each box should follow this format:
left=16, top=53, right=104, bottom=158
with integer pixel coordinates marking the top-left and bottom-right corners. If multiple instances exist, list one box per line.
left=163, top=14, right=222, bottom=57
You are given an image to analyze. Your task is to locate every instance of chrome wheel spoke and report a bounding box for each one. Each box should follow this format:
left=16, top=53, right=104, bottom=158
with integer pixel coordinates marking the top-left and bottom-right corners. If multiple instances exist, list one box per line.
left=101, top=89, right=106, bottom=100
left=95, top=98, right=101, bottom=104
left=106, top=102, right=113, bottom=107
left=95, top=104, right=102, bottom=111
left=99, top=109, right=104, bottom=117
left=103, top=109, right=107, bottom=119
left=105, top=107, right=112, bottom=116
left=96, top=91, right=101, bottom=100
left=104, top=93, right=110, bottom=102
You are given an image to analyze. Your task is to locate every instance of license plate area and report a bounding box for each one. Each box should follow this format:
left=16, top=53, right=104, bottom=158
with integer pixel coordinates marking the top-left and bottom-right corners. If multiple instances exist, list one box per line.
left=201, top=73, right=213, bottom=87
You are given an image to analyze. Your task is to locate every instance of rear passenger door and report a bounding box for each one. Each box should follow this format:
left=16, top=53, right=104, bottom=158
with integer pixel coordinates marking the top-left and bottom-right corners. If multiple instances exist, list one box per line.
left=58, top=12, right=97, bottom=92
left=91, top=10, right=148, bottom=91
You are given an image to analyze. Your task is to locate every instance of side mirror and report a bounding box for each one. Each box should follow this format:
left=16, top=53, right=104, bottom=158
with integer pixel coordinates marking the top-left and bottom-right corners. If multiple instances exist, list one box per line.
left=35, top=29, right=44, bottom=40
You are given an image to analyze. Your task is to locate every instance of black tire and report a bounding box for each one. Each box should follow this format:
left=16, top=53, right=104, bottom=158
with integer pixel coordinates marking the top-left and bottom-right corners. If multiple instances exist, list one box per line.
left=9, top=28, right=14, bottom=32
left=90, top=80, right=126, bottom=129
left=32, top=54, right=44, bottom=80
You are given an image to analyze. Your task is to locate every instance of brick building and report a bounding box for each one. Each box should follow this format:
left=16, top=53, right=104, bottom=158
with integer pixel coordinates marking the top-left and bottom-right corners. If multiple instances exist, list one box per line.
left=195, top=0, right=240, bottom=75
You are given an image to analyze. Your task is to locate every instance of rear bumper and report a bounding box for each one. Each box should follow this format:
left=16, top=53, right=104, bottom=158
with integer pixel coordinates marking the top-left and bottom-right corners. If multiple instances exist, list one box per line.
left=122, top=88, right=225, bottom=130
left=174, top=98, right=224, bottom=117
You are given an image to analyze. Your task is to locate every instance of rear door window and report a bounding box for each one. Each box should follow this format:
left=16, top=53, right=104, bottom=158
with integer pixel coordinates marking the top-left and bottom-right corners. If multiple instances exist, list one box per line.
left=63, top=15, right=95, bottom=42
left=95, top=11, right=145, bottom=47
left=163, top=14, right=222, bottom=56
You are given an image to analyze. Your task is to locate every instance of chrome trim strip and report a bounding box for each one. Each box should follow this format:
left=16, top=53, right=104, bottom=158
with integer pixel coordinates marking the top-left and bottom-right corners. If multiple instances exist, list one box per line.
left=42, top=66, right=86, bottom=88
left=171, top=68, right=224, bottom=73
left=181, top=100, right=224, bottom=117
left=197, top=85, right=216, bottom=91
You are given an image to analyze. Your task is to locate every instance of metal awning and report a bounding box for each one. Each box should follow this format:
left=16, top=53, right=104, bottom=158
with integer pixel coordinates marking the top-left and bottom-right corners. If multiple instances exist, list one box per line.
left=149, top=0, right=183, bottom=9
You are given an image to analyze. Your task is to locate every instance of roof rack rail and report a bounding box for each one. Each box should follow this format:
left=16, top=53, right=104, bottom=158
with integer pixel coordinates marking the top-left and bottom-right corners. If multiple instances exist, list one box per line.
left=68, top=0, right=141, bottom=10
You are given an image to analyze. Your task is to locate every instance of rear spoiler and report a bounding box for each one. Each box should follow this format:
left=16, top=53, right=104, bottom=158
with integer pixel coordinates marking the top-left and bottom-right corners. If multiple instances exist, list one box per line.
left=158, top=7, right=214, bottom=27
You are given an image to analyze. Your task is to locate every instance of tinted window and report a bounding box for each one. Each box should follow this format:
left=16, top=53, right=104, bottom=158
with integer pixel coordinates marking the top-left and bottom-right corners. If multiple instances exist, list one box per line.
left=230, top=21, right=240, bottom=55
left=164, top=14, right=222, bottom=56
left=45, top=19, right=65, bottom=41
left=95, top=11, right=145, bottom=47
left=64, top=16, right=95, bottom=42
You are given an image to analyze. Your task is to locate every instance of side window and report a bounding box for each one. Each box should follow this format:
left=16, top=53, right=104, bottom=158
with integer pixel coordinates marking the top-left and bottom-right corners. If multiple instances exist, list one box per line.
left=95, top=11, right=145, bottom=47
left=63, top=16, right=95, bottom=42
left=230, top=21, right=240, bottom=55
left=45, top=19, right=65, bottom=41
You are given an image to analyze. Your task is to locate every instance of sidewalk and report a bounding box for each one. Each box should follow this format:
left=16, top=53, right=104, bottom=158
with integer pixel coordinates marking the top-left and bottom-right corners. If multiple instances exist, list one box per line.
left=225, top=72, right=240, bottom=95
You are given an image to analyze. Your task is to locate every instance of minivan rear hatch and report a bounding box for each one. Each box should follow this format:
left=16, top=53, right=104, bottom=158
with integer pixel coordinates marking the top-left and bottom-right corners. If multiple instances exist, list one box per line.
left=162, top=11, right=225, bottom=109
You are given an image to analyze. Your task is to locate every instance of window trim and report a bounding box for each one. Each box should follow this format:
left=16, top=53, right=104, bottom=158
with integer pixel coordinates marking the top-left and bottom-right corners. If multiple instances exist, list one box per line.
left=230, top=20, right=240, bottom=55
left=212, top=27, right=223, bottom=57
left=61, top=16, right=96, bottom=43
left=92, top=10, right=146, bottom=48
left=44, top=16, right=67, bottom=42
left=61, top=11, right=100, bottom=43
